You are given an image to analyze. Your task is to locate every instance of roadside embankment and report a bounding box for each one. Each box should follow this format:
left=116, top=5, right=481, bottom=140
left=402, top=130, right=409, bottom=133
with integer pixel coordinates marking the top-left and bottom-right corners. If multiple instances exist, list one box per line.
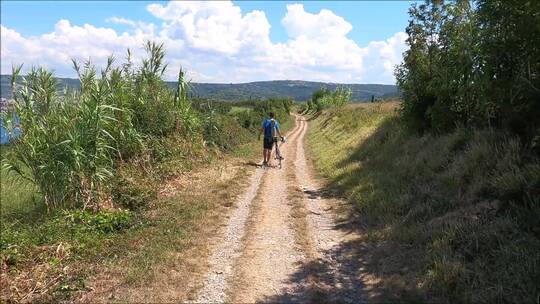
left=307, top=103, right=539, bottom=303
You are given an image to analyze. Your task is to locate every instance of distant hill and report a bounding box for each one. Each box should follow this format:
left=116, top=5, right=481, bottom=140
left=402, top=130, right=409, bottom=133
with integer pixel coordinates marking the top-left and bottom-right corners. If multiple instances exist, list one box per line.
left=0, top=75, right=399, bottom=102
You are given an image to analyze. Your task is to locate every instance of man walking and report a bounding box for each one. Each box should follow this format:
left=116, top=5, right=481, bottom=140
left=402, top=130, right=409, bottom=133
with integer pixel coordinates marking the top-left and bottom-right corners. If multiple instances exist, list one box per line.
left=258, top=112, right=284, bottom=166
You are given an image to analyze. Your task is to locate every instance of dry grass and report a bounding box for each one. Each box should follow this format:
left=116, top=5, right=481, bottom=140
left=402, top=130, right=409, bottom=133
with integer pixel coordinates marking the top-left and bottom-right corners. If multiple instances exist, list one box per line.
left=73, top=151, right=257, bottom=303
left=307, top=103, right=540, bottom=303
left=285, top=140, right=314, bottom=257
left=285, top=158, right=330, bottom=303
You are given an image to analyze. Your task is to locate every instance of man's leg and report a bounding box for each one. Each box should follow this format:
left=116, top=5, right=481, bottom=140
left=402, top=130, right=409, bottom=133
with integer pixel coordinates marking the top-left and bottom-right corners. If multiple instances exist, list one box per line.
left=266, top=148, right=272, bottom=163
left=267, top=146, right=272, bottom=163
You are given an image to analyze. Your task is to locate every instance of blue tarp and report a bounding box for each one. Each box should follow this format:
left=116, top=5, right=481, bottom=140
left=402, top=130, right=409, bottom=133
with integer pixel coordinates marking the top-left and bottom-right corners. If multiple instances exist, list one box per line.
left=0, top=114, right=21, bottom=145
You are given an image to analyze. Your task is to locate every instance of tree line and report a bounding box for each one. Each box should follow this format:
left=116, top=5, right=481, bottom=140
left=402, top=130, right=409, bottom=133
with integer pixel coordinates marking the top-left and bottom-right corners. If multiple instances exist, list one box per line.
left=396, top=0, right=540, bottom=145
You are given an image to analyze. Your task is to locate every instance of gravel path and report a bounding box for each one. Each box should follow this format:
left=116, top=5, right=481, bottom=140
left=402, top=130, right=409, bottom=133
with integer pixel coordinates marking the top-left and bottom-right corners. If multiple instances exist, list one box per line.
left=193, top=115, right=367, bottom=303
left=229, top=118, right=308, bottom=303
left=193, top=119, right=305, bottom=303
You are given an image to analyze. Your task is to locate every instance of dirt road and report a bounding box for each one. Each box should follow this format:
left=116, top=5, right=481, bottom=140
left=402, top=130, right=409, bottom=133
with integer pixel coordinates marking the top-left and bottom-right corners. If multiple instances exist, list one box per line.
left=193, top=116, right=367, bottom=303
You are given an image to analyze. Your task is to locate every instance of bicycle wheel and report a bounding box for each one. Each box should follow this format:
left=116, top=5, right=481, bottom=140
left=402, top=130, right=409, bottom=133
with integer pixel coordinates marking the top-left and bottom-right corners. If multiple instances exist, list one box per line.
left=275, top=144, right=282, bottom=169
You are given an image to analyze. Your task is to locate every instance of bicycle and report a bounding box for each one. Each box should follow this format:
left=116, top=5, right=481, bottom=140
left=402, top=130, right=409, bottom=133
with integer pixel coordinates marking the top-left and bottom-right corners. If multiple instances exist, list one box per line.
left=274, top=136, right=285, bottom=169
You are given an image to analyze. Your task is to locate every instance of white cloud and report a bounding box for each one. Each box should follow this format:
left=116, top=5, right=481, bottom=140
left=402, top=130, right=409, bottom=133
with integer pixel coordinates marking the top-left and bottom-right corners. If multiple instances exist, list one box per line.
left=282, top=3, right=352, bottom=39
left=1, top=1, right=407, bottom=84
left=1, top=20, right=149, bottom=76
left=107, top=16, right=137, bottom=27
left=360, top=32, right=408, bottom=83
left=147, top=1, right=271, bottom=55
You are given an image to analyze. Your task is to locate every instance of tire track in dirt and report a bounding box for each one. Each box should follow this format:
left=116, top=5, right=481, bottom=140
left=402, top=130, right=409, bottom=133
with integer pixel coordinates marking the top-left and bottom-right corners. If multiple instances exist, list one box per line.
left=192, top=167, right=264, bottom=303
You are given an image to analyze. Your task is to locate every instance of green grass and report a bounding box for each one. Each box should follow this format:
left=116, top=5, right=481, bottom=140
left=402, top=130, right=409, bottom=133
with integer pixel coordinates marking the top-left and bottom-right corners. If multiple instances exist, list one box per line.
left=229, top=105, right=251, bottom=114
left=1, top=147, right=218, bottom=302
left=1, top=166, right=42, bottom=219
left=1, top=149, right=137, bottom=280
left=0, top=135, right=204, bottom=301
left=307, top=103, right=540, bottom=303
left=1, top=146, right=42, bottom=218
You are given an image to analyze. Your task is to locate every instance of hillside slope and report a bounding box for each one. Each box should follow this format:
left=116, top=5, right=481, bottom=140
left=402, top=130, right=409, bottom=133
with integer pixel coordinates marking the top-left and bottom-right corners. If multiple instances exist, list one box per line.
left=0, top=75, right=399, bottom=101
left=187, top=80, right=398, bottom=101
left=306, top=103, right=539, bottom=302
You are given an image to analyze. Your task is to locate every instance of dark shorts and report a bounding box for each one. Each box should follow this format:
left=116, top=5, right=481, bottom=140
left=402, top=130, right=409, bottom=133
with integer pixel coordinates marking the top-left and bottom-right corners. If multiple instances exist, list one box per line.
left=263, top=137, right=275, bottom=149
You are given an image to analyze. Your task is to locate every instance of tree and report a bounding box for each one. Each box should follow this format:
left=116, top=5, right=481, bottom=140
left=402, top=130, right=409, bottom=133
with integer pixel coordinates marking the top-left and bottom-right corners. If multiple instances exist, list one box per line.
left=396, top=0, right=540, bottom=140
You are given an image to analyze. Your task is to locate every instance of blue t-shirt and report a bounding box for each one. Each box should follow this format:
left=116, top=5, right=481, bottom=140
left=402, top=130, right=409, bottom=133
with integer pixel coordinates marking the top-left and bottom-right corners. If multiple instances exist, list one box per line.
left=262, top=118, right=279, bottom=139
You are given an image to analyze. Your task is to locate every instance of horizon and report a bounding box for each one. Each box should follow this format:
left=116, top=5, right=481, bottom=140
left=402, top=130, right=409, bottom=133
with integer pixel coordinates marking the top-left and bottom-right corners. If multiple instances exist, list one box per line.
left=0, top=73, right=397, bottom=86
left=1, top=1, right=414, bottom=85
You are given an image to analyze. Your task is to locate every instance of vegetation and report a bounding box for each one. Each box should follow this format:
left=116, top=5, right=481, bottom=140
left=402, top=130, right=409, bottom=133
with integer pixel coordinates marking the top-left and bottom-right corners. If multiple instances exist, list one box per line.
left=0, top=41, right=292, bottom=301
left=0, top=146, right=259, bottom=301
left=3, top=0, right=537, bottom=301
left=396, top=0, right=540, bottom=140
left=4, top=43, right=182, bottom=210
left=306, top=86, right=352, bottom=113
left=308, top=104, right=539, bottom=303
left=1, top=42, right=292, bottom=213
left=235, top=98, right=292, bottom=130
left=380, top=2, right=540, bottom=299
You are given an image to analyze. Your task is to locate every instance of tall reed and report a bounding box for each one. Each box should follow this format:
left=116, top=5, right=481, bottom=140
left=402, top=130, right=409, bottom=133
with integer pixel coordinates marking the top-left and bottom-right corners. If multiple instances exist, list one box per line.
left=2, top=41, right=194, bottom=211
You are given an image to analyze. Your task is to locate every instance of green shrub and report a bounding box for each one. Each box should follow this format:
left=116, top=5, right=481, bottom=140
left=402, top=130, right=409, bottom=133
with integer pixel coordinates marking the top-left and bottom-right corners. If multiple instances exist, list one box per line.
left=4, top=65, right=121, bottom=210
left=62, top=209, right=133, bottom=234
left=310, top=86, right=351, bottom=112
left=203, top=114, right=251, bottom=150
left=396, top=1, right=540, bottom=139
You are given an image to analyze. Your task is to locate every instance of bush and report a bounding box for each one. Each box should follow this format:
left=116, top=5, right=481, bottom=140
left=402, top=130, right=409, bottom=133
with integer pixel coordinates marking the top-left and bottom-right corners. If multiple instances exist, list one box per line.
left=4, top=65, right=122, bottom=210
left=62, top=209, right=134, bottom=234
left=203, top=114, right=251, bottom=150
left=309, top=86, right=351, bottom=112
left=112, top=167, right=157, bottom=211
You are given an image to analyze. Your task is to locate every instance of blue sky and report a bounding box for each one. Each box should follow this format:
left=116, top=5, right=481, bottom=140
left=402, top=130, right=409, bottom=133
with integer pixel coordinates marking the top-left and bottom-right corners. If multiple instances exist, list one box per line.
left=1, top=1, right=414, bottom=84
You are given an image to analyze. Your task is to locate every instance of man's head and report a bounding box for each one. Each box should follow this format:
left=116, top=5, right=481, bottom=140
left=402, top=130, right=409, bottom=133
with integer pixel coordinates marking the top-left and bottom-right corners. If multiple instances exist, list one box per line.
left=269, top=112, right=275, bottom=118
